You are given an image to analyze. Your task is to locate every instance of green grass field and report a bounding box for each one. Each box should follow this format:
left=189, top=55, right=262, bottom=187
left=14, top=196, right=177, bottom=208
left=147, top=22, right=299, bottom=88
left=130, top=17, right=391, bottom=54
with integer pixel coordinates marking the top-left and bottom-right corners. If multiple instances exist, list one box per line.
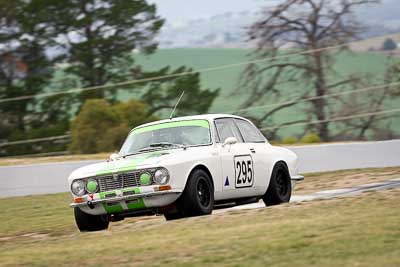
left=132, top=48, right=400, bottom=138
left=1, top=167, right=400, bottom=266
left=135, top=49, right=391, bottom=108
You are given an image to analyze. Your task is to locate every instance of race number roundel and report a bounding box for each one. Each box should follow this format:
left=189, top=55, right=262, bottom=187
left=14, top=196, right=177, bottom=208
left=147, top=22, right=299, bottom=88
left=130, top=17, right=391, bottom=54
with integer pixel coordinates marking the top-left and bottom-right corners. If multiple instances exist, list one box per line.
left=234, top=155, right=254, bottom=188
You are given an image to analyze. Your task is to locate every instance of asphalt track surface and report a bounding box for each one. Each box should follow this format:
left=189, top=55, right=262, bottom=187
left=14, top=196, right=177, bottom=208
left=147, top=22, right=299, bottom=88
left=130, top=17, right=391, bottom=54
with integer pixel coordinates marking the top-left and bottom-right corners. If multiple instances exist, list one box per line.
left=1, top=139, right=399, bottom=198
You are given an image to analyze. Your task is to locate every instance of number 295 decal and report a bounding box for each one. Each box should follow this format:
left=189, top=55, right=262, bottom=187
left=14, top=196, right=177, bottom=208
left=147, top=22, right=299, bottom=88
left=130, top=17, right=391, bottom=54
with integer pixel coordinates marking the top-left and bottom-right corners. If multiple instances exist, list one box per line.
left=234, top=155, right=254, bottom=188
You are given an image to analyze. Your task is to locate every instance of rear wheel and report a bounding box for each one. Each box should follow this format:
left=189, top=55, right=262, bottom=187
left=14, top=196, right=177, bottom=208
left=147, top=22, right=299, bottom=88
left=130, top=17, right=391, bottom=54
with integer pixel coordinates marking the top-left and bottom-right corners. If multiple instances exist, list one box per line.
left=74, top=207, right=109, bottom=232
left=165, top=169, right=214, bottom=220
left=263, top=162, right=291, bottom=206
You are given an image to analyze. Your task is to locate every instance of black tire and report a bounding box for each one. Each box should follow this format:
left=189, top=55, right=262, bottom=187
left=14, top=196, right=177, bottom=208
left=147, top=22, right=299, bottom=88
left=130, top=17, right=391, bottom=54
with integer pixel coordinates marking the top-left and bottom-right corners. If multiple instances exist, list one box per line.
left=263, top=162, right=291, bottom=206
left=74, top=207, right=109, bottom=232
left=172, top=169, right=214, bottom=218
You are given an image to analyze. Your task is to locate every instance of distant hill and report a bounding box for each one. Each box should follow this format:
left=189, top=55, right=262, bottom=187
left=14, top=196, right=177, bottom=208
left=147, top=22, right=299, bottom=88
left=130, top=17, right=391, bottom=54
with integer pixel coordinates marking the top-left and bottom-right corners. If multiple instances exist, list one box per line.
left=157, top=0, right=400, bottom=49
left=157, top=12, right=253, bottom=48
left=349, top=33, right=400, bottom=52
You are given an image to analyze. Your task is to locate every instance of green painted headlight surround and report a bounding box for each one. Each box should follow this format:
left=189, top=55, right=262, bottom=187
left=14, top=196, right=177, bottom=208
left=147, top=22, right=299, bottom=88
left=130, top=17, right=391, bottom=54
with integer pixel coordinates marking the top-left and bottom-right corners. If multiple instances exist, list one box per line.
left=140, top=172, right=152, bottom=186
left=86, top=179, right=99, bottom=193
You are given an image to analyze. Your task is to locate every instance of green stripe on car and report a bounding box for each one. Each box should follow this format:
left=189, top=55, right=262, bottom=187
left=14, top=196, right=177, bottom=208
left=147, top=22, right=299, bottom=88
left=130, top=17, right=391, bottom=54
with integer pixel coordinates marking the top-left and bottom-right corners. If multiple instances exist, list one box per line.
left=130, top=119, right=210, bottom=135
left=103, top=203, right=123, bottom=213
left=99, top=187, right=145, bottom=213
left=126, top=198, right=145, bottom=210
left=121, top=187, right=141, bottom=194
left=99, top=191, right=123, bottom=213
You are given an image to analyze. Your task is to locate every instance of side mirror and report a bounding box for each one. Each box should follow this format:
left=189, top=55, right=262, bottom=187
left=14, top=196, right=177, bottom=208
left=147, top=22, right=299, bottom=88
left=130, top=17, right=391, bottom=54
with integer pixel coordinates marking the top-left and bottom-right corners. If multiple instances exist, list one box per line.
left=223, top=137, right=238, bottom=147
left=109, top=153, right=120, bottom=161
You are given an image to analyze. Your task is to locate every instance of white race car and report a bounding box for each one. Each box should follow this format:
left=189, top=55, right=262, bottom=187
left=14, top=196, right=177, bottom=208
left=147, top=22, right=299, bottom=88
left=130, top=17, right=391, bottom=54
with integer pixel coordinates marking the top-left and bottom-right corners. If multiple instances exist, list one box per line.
left=69, top=114, right=303, bottom=231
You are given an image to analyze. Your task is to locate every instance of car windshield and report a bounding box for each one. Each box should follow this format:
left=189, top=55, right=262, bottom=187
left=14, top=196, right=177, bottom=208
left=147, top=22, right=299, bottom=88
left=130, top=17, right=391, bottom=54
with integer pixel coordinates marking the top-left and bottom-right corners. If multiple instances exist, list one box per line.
left=119, top=119, right=211, bottom=156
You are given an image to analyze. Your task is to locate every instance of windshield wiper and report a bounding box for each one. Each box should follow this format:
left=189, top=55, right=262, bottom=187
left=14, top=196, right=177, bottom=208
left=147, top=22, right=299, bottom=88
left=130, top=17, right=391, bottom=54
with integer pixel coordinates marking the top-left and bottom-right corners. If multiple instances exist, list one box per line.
left=121, top=151, right=141, bottom=158
left=149, top=142, right=185, bottom=148
left=136, top=143, right=185, bottom=152
left=122, top=143, right=186, bottom=158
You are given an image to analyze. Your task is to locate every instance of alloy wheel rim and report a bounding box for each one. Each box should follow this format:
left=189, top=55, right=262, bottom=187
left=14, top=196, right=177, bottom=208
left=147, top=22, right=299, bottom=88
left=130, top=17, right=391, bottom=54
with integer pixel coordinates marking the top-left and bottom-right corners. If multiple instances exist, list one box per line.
left=276, top=171, right=288, bottom=197
left=197, top=177, right=211, bottom=207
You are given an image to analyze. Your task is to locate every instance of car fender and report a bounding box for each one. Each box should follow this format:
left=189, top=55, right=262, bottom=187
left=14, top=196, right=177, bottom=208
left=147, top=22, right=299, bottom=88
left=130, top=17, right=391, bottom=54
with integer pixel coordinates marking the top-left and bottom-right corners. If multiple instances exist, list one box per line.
left=184, top=162, right=216, bottom=190
left=160, top=147, right=220, bottom=193
left=263, top=145, right=299, bottom=193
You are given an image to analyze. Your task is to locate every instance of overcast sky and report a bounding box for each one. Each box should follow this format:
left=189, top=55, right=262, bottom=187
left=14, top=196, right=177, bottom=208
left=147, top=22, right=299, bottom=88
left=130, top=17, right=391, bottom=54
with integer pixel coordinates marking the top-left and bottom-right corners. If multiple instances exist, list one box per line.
left=147, top=0, right=274, bottom=23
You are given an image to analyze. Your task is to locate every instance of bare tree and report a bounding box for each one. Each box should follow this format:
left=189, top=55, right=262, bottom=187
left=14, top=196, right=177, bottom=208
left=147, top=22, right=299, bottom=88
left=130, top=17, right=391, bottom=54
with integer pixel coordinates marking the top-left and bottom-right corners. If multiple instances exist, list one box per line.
left=387, top=61, right=400, bottom=95
left=238, top=0, right=381, bottom=141
left=331, top=55, right=400, bottom=141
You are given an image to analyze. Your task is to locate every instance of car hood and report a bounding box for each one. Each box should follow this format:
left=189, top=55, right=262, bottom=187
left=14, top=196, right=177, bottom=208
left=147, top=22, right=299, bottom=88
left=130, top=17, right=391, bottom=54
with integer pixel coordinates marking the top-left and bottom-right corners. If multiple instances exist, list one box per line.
left=69, top=150, right=173, bottom=180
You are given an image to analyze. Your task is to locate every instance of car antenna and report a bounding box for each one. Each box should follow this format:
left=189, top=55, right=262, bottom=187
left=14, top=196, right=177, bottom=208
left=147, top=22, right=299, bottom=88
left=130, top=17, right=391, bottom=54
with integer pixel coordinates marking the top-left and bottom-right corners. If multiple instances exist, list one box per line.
left=169, top=91, right=185, bottom=120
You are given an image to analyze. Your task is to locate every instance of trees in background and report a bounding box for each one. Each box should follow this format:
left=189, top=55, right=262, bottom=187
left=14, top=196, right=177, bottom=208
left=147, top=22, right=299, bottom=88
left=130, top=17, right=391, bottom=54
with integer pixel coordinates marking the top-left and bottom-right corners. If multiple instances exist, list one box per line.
left=0, top=1, right=54, bottom=136
left=5, top=0, right=397, bottom=156
left=70, top=99, right=157, bottom=153
left=50, top=0, right=217, bottom=114
left=237, top=0, right=396, bottom=141
left=382, top=38, right=397, bottom=51
left=43, top=0, right=164, bottom=100
left=387, top=61, right=400, bottom=95
left=40, top=0, right=219, bottom=119
left=32, top=0, right=165, bottom=123
left=0, top=0, right=219, bottom=155
left=68, top=64, right=220, bottom=153
left=142, top=66, right=220, bottom=117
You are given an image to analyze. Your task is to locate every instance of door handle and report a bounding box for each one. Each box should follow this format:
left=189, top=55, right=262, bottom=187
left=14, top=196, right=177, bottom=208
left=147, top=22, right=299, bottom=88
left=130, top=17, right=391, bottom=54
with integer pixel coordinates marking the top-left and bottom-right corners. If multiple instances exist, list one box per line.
left=250, top=148, right=256, bottom=153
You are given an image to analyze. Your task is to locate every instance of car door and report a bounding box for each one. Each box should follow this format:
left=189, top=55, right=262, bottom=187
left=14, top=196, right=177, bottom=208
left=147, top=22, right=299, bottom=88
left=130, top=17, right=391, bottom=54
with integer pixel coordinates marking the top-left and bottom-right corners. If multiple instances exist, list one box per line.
left=214, top=118, right=257, bottom=199
left=234, top=119, right=271, bottom=195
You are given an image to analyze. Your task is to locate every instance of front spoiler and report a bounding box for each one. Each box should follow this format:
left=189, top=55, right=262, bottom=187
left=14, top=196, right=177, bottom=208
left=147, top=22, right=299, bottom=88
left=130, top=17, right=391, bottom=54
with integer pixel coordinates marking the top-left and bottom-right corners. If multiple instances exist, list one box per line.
left=290, top=175, right=304, bottom=190
left=70, top=189, right=182, bottom=208
left=291, top=175, right=304, bottom=181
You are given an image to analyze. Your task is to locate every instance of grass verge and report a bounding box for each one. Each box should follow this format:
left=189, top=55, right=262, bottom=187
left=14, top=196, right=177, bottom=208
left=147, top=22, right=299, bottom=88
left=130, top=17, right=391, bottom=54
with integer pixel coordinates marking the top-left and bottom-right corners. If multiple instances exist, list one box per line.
left=0, top=167, right=400, bottom=266
left=295, top=166, right=400, bottom=194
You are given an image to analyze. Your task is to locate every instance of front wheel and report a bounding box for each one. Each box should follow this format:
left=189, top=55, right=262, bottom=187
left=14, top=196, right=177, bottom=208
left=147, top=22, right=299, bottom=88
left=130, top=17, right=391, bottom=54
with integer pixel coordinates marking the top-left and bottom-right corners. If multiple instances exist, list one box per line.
left=167, top=169, right=214, bottom=220
left=74, top=207, right=109, bottom=232
left=263, top=162, right=292, bottom=206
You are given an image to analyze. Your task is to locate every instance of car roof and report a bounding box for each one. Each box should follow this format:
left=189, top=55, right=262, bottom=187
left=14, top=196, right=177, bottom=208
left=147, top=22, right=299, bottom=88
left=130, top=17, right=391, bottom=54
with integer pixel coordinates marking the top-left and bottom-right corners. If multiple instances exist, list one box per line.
left=132, top=114, right=247, bottom=130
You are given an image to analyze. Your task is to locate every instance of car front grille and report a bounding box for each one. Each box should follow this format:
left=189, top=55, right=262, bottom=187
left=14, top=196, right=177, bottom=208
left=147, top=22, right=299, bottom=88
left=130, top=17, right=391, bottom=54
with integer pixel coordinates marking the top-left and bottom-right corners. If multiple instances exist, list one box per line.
left=97, top=170, right=154, bottom=192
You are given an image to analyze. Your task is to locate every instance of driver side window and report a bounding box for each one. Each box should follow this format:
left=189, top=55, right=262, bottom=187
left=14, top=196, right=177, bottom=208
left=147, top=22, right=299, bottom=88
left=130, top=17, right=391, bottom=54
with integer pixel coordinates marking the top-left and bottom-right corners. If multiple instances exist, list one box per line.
left=214, top=118, right=242, bottom=143
left=234, top=119, right=266, bottom=143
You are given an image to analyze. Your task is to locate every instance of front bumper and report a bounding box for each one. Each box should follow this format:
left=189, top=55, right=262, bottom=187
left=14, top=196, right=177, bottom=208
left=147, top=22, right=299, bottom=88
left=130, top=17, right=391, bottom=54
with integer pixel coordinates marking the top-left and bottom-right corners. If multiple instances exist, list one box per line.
left=291, top=175, right=304, bottom=190
left=291, top=175, right=304, bottom=181
left=70, top=185, right=182, bottom=215
left=70, top=189, right=182, bottom=208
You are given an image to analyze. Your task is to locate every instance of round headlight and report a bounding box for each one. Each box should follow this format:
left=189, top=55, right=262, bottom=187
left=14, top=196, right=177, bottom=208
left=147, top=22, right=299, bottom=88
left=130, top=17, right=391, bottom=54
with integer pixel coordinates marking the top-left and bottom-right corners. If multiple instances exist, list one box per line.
left=140, top=172, right=152, bottom=186
left=71, top=180, right=86, bottom=196
left=86, top=178, right=99, bottom=193
left=154, top=168, right=169, bottom=185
